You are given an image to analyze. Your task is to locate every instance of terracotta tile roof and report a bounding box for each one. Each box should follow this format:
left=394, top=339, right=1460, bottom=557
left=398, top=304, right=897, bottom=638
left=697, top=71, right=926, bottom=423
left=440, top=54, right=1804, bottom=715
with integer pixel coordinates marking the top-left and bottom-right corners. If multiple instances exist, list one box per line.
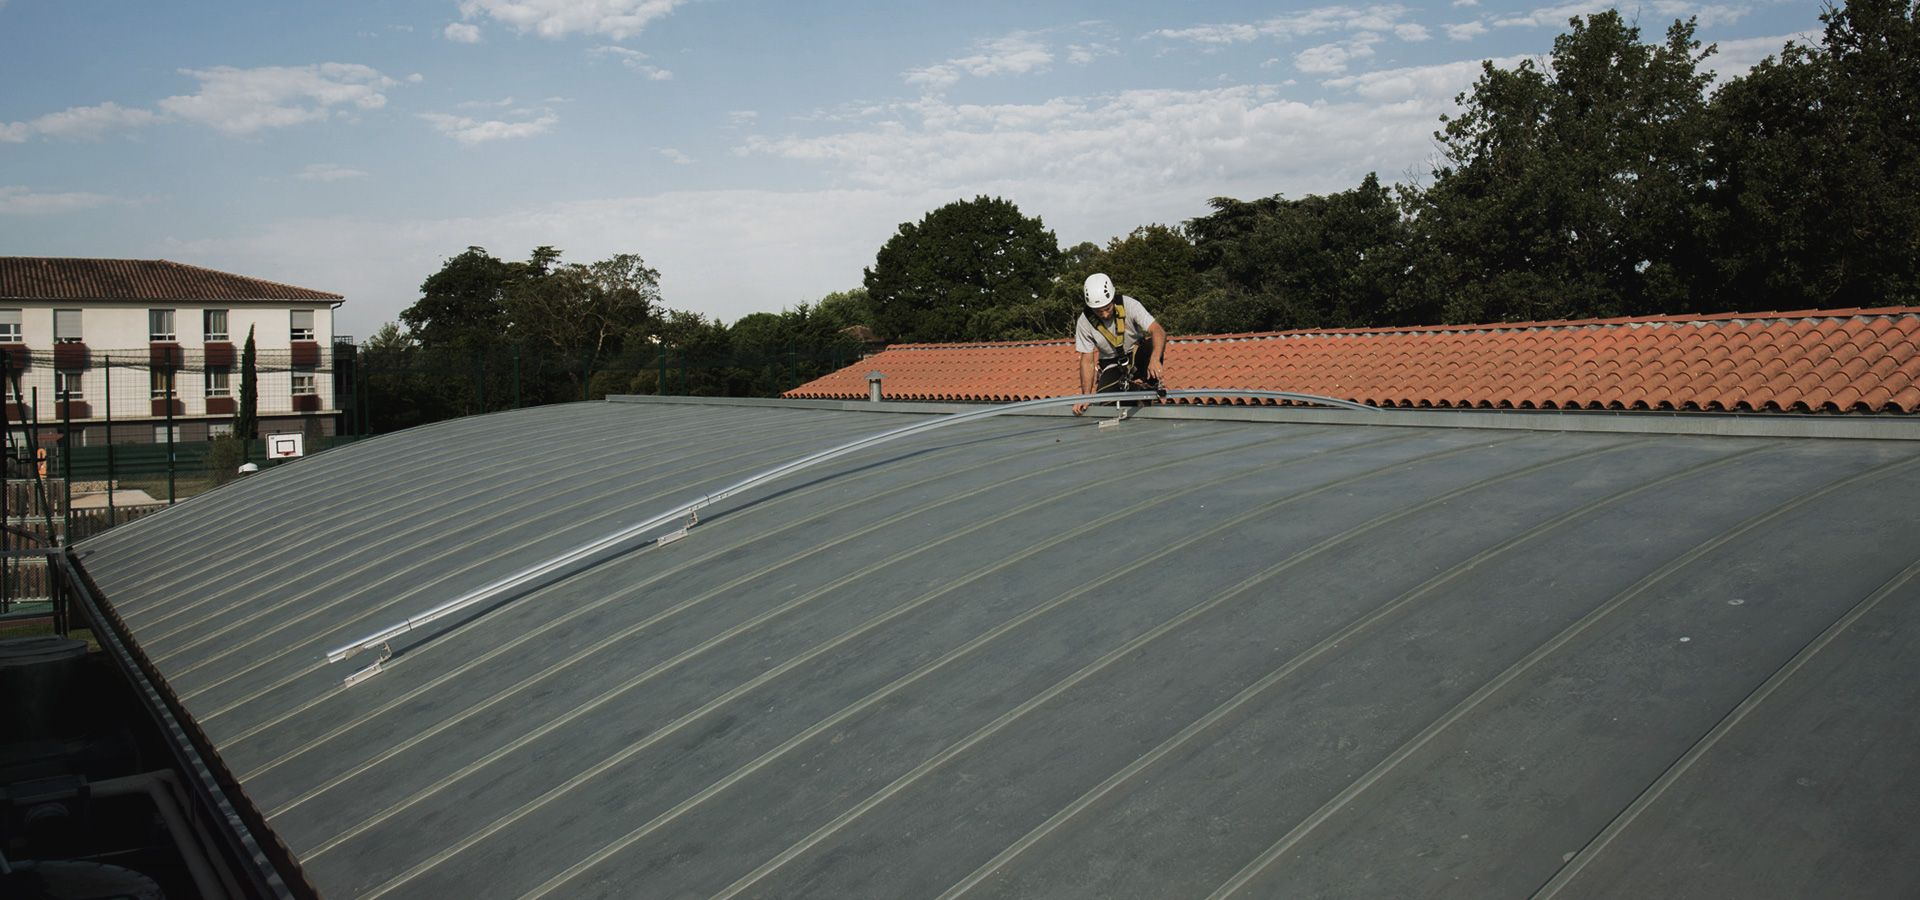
left=0, top=257, right=342, bottom=302
left=786, top=308, right=1920, bottom=415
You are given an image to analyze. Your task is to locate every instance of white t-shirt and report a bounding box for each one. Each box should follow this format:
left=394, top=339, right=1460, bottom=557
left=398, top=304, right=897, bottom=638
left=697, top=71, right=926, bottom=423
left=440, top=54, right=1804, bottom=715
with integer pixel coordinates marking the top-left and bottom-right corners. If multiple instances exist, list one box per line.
left=1073, top=296, right=1156, bottom=356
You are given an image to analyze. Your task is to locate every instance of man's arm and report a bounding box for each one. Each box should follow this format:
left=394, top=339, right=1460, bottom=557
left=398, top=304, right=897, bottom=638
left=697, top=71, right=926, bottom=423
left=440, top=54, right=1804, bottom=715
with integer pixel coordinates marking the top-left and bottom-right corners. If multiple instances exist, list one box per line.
left=1072, top=349, right=1098, bottom=415
left=1146, top=321, right=1168, bottom=381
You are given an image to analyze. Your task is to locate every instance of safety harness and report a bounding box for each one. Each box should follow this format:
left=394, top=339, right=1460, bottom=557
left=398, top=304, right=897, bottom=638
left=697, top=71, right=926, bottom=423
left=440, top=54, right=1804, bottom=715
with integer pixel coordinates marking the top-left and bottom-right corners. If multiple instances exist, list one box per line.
left=1086, top=298, right=1129, bottom=356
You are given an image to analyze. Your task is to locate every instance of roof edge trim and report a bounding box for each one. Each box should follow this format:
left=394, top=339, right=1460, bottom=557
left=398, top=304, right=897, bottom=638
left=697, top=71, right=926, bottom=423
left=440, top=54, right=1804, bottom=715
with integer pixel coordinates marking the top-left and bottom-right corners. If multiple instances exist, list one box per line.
left=607, top=394, right=1920, bottom=441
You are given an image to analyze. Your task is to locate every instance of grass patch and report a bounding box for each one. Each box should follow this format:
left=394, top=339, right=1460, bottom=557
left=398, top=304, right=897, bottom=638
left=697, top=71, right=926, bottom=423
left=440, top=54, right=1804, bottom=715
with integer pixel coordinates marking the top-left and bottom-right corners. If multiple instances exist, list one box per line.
left=0, top=616, right=98, bottom=651
left=115, top=476, right=218, bottom=502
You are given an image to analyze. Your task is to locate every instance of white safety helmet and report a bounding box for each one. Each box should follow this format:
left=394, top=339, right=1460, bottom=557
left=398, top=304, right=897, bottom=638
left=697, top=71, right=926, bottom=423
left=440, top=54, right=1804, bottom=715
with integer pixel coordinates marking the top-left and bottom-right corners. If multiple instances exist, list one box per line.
left=1083, top=273, right=1115, bottom=309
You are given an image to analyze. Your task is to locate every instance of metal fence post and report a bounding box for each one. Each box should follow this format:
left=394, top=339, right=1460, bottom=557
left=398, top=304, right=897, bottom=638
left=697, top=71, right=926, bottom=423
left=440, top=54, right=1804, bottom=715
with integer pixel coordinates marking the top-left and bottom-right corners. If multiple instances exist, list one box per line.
left=60, top=385, right=71, bottom=546
left=2, top=371, right=10, bottom=614
left=104, top=355, right=115, bottom=527
left=165, top=367, right=176, bottom=507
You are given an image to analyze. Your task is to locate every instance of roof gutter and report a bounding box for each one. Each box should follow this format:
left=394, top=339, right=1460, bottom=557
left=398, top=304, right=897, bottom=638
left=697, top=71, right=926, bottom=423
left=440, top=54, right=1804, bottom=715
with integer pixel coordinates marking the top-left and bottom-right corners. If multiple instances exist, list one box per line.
left=59, top=550, right=320, bottom=900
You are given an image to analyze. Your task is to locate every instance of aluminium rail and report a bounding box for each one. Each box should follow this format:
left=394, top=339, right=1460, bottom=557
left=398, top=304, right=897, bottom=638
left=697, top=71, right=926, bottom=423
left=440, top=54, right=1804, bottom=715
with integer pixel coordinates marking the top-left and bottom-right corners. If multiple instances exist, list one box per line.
left=325, top=389, right=1375, bottom=682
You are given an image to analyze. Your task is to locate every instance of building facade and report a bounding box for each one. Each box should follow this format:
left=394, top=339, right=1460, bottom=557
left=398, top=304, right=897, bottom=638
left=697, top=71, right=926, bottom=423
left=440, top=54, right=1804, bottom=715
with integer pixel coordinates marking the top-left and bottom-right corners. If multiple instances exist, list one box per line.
left=0, top=257, right=343, bottom=447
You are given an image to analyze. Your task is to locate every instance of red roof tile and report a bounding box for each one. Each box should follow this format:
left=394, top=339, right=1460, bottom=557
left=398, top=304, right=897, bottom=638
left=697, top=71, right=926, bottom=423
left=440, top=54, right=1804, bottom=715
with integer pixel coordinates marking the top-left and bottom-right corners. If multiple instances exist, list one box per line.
left=786, top=308, right=1920, bottom=415
left=0, top=257, right=342, bottom=302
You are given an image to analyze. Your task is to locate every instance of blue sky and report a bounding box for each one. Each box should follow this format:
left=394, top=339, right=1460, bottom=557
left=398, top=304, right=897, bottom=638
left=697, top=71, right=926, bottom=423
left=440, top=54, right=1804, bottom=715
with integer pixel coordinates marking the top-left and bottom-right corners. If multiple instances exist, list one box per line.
left=2, top=0, right=1821, bottom=339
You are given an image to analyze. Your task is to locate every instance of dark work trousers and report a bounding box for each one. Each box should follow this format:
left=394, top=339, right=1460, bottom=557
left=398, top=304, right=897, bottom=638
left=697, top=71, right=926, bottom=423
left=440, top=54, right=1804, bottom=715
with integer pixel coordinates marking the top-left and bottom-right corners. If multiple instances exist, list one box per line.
left=1095, top=341, right=1156, bottom=393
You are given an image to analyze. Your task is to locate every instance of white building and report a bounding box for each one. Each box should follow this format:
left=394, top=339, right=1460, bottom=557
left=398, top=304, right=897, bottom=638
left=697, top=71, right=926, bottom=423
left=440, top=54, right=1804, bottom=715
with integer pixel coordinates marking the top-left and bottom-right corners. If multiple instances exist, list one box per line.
left=0, top=257, right=343, bottom=446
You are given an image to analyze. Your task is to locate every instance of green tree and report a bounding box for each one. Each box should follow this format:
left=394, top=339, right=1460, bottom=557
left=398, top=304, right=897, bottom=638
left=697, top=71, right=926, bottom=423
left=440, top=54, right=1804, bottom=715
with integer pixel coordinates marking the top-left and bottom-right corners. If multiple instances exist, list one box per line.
left=814, top=288, right=877, bottom=337
left=1407, top=11, right=1716, bottom=323
left=1701, top=0, right=1920, bottom=307
left=864, top=196, right=1061, bottom=343
left=234, top=325, right=257, bottom=444
left=1032, top=228, right=1205, bottom=340
left=647, top=309, right=734, bottom=396
left=1189, top=175, right=1413, bottom=332
left=358, top=323, right=437, bottom=433
left=1103, top=225, right=1206, bottom=333
left=402, top=246, right=515, bottom=349
left=506, top=252, right=660, bottom=401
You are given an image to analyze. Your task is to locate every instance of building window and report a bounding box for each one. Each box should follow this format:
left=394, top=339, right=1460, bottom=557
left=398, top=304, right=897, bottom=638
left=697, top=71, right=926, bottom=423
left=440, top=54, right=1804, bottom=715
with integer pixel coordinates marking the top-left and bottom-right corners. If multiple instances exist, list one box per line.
left=204, top=309, right=229, bottom=341
left=208, top=422, right=233, bottom=440
left=291, top=309, right=315, bottom=341
left=291, top=368, right=317, bottom=395
left=0, top=309, right=20, bottom=343
left=205, top=368, right=231, bottom=398
left=54, top=309, right=83, bottom=343
left=55, top=371, right=84, bottom=400
left=151, top=369, right=175, bottom=400
left=153, top=425, right=181, bottom=443
left=149, top=309, right=176, bottom=342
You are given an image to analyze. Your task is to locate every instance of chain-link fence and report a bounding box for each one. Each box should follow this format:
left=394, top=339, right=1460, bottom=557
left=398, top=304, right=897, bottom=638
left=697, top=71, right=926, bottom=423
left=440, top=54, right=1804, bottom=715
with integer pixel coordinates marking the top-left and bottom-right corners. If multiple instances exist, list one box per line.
left=1, top=345, right=363, bottom=582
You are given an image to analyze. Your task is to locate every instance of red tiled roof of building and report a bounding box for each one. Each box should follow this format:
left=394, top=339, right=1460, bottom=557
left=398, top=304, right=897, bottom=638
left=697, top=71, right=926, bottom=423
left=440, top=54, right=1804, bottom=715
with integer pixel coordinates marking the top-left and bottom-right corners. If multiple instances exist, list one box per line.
left=0, top=257, right=342, bottom=302
left=786, top=307, right=1920, bottom=415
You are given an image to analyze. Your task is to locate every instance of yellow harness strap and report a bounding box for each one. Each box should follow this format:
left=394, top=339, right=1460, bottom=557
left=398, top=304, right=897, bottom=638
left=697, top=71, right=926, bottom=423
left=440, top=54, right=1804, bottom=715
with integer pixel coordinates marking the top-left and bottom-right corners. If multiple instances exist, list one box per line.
left=1093, top=300, right=1128, bottom=352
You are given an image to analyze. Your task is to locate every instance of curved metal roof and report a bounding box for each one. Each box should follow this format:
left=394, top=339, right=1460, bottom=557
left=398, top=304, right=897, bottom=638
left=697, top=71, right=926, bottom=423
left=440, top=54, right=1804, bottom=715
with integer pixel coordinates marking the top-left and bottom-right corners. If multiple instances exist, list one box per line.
left=76, top=397, right=1920, bottom=899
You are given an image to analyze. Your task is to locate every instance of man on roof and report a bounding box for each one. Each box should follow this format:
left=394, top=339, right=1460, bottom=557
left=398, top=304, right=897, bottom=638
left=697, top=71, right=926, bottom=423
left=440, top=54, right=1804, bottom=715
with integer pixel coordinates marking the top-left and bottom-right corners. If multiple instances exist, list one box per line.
left=1071, top=273, right=1168, bottom=415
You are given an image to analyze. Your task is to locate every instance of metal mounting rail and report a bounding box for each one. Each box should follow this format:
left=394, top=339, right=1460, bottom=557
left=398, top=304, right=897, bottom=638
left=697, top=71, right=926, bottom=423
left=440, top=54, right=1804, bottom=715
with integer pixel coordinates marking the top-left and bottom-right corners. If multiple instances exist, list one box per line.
left=324, top=389, right=1374, bottom=680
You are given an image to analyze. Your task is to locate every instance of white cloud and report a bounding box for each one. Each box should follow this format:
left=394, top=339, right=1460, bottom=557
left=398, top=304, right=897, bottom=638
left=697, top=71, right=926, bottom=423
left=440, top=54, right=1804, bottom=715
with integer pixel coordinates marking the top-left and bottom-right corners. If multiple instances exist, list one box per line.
left=590, top=45, right=673, bottom=79
left=420, top=110, right=558, bottom=143
left=1066, top=43, right=1117, bottom=65
left=1704, top=31, right=1820, bottom=82
left=1488, top=0, right=1758, bottom=30
left=162, top=188, right=945, bottom=336
left=1454, top=0, right=1480, bottom=6
left=906, top=32, right=1055, bottom=91
left=444, top=22, right=482, bottom=43
left=1, top=102, right=162, bottom=142
left=658, top=148, right=692, bottom=165
left=728, top=110, right=759, bottom=126
left=1295, top=34, right=1383, bottom=75
left=157, top=64, right=400, bottom=135
left=1326, top=55, right=1532, bottom=100
left=1147, top=6, right=1420, bottom=45
left=1395, top=24, right=1431, bottom=41
left=740, top=72, right=1483, bottom=204
left=1446, top=21, right=1489, bottom=40
left=182, top=54, right=1507, bottom=337
left=455, top=0, right=688, bottom=40
left=1148, top=23, right=1262, bottom=44
left=1493, top=2, right=1614, bottom=28
left=297, top=163, right=369, bottom=182
left=0, top=185, right=133, bottom=215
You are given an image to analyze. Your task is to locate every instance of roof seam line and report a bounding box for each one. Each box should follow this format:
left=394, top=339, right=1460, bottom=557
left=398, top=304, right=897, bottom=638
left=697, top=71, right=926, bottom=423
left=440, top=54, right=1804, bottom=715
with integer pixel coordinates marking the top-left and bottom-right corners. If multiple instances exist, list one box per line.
left=1532, top=550, right=1920, bottom=898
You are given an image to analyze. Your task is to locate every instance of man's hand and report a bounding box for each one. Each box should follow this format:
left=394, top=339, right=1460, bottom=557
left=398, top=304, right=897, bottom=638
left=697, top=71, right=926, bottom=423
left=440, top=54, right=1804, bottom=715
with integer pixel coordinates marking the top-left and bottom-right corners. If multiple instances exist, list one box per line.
left=1071, top=402, right=1088, bottom=416
left=1148, top=358, right=1164, bottom=381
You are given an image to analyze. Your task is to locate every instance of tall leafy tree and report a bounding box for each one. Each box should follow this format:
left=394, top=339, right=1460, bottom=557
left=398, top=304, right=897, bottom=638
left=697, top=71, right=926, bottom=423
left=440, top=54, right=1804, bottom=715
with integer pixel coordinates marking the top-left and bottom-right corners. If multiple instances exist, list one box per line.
left=1102, top=225, right=1207, bottom=334
left=506, top=252, right=660, bottom=400
left=1407, top=11, right=1716, bottom=323
left=864, top=196, right=1061, bottom=343
left=402, top=246, right=516, bottom=349
left=1033, top=227, right=1206, bottom=339
left=1189, top=175, right=1413, bottom=332
left=1702, top=0, right=1920, bottom=307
